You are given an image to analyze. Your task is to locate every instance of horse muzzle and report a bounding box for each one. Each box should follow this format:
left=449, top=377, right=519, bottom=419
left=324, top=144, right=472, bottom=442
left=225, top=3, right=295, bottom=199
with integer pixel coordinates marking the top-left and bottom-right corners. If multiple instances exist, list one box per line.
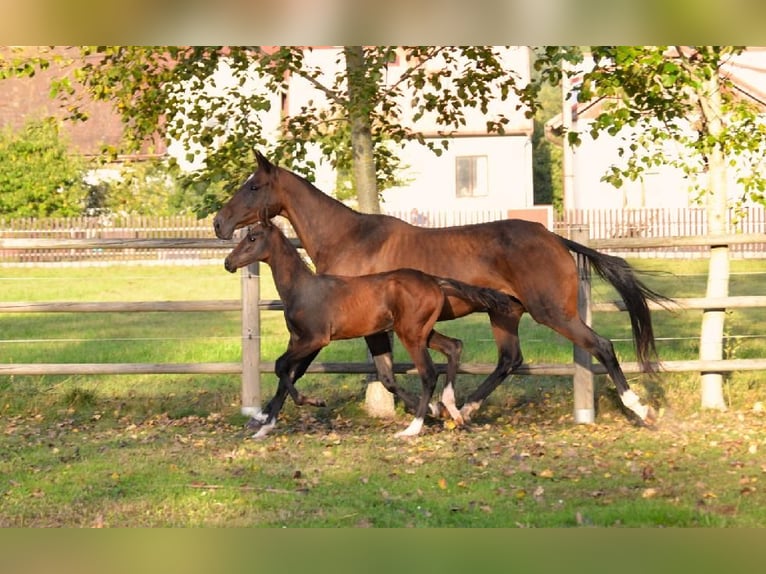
left=213, top=214, right=234, bottom=240
left=224, top=256, right=238, bottom=273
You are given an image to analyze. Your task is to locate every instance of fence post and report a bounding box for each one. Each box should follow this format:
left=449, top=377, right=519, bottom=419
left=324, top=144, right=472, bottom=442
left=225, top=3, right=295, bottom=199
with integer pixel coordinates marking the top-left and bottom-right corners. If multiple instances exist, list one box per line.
left=572, top=225, right=595, bottom=424
left=240, top=261, right=261, bottom=417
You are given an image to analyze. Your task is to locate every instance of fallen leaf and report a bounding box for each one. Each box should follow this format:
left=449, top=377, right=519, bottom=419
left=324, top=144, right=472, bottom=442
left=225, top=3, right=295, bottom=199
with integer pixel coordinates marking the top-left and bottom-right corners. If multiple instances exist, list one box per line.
left=438, top=478, right=448, bottom=490
left=539, top=468, right=554, bottom=479
left=641, top=488, right=658, bottom=499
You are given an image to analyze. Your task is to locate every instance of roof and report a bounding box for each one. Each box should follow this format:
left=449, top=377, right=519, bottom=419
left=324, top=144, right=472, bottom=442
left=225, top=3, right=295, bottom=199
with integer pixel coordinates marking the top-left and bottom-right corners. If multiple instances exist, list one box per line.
left=0, top=47, right=165, bottom=158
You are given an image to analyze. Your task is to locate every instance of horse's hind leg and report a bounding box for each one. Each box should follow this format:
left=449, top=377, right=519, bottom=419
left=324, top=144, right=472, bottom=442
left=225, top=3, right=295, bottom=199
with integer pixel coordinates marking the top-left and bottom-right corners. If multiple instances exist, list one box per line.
left=365, top=332, right=421, bottom=413
left=286, top=349, right=326, bottom=407
left=461, top=307, right=524, bottom=422
left=395, top=344, right=439, bottom=438
left=552, top=317, right=655, bottom=425
left=426, top=330, right=464, bottom=425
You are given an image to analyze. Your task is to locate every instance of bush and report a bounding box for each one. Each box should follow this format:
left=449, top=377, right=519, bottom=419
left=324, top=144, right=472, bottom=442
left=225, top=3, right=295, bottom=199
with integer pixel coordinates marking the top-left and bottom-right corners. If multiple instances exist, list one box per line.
left=0, top=118, right=88, bottom=217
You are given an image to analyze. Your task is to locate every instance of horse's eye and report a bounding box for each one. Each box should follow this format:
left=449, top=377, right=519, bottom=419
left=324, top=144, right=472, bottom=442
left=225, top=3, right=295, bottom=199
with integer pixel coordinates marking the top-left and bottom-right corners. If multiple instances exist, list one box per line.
left=248, top=233, right=257, bottom=242
left=250, top=183, right=261, bottom=191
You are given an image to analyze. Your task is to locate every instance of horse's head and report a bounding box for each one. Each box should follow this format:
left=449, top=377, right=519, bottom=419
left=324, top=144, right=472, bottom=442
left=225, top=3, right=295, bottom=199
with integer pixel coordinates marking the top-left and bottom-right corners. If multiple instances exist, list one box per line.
left=214, top=151, right=284, bottom=240
left=224, top=221, right=273, bottom=273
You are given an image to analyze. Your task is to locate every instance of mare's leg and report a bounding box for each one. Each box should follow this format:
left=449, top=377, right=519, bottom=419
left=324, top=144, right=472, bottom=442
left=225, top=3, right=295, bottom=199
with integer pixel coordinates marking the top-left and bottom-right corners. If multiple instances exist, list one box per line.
left=551, top=317, right=655, bottom=424
left=364, top=332, right=421, bottom=413
left=461, top=307, right=524, bottom=422
left=426, top=330, right=464, bottom=425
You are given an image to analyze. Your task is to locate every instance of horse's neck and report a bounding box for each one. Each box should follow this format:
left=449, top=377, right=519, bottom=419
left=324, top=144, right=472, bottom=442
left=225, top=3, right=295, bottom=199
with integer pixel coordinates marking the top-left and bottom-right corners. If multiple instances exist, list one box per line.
left=280, top=171, right=363, bottom=265
left=266, top=229, right=314, bottom=300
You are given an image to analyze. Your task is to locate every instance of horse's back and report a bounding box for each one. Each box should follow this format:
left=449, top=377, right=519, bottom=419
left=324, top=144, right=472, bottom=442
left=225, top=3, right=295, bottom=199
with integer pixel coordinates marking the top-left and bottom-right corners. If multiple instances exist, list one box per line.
left=332, top=218, right=574, bottom=293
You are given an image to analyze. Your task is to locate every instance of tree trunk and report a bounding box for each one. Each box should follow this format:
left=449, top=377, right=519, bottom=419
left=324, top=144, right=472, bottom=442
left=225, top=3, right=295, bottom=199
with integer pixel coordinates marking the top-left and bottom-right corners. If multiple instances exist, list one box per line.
left=344, top=46, right=381, bottom=214
left=698, top=67, right=729, bottom=411
left=344, top=46, right=392, bottom=417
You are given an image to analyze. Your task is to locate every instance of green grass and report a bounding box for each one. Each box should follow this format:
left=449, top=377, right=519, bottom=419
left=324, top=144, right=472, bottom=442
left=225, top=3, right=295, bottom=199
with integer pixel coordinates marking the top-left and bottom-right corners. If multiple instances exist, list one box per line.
left=1, top=259, right=765, bottom=527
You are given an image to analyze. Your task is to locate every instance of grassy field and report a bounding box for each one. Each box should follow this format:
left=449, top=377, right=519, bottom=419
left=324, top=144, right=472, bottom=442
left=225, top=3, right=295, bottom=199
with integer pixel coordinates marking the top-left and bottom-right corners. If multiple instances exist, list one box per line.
left=1, top=258, right=765, bottom=527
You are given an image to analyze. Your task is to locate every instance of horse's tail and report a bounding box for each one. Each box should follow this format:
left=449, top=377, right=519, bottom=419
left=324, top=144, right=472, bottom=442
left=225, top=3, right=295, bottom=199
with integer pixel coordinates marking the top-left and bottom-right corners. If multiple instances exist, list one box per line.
left=559, top=236, right=673, bottom=372
left=436, top=278, right=519, bottom=316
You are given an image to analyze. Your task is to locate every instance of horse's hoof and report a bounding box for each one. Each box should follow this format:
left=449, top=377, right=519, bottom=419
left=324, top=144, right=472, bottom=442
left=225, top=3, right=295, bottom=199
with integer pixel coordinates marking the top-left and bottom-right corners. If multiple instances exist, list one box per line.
left=299, top=395, right=326, bottom=407
left=251, top=421, right=276, bottom=439
left=459, top=402, right=481, bottom=423
left=395, top=417, right=424, bottom=438
left=642, top=405, right=659, bottom=428
left=245, top=417, right=263, bottom=430
left=436, top=401, right=464, bottom=426
left=433, top=401, right=450, bottom=419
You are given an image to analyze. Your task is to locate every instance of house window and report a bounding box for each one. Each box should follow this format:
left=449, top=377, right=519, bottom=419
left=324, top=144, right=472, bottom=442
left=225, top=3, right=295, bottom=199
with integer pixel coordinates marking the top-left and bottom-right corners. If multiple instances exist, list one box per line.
left=455, top=155, right=488, bottom=198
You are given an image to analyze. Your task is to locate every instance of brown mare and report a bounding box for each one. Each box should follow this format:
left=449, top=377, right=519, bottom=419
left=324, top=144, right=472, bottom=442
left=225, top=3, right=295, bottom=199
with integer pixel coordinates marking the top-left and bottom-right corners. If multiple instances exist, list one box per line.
left=224, top=221, right=516, bottom=438
left=215, top=152, right=669, bottom=425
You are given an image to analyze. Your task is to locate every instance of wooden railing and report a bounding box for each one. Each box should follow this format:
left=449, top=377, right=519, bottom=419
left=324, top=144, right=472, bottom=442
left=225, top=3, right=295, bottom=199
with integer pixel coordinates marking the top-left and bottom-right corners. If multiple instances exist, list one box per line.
left=2, top=231, right=765, bottom=422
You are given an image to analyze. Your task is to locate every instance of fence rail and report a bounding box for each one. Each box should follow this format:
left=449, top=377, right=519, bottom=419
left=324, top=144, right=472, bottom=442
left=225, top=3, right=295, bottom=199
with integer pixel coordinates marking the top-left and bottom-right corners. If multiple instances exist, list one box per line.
left=2, top=207, right=765, bottom=263
left=1, top=219, right=765, bottom=421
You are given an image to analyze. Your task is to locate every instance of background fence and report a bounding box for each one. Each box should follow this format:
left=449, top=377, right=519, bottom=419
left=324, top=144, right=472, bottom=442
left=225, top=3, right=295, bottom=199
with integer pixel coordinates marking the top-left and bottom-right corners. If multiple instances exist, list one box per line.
left=1, top=211, right=765, bottom=420
left=2, top=205, right=765, bottom=264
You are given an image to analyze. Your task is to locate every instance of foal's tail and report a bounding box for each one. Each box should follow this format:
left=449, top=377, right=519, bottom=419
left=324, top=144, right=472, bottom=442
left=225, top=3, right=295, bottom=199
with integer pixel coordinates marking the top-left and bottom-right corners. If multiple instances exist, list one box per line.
left=559, top=237, right=673, bottom=372
left=436, top=278, right=519, bottom=316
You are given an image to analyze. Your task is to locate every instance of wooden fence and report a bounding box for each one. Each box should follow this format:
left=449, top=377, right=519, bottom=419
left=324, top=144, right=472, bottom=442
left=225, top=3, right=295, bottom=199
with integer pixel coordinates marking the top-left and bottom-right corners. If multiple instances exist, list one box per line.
left=2, top=206, right=765, bottom=263
left=1, top=229, right=765, bottom=422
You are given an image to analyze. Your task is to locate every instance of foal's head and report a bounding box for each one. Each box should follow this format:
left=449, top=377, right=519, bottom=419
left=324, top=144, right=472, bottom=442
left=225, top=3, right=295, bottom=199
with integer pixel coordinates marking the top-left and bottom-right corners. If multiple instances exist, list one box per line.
left=214, top=150, right=284, bottom=240
left=224, top=222, right=273, bottom=273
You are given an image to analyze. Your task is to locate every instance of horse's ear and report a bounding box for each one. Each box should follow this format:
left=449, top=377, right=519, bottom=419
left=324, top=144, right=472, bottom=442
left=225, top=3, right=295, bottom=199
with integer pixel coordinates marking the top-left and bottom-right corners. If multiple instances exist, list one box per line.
left=255, top=150, right=273, bottom=173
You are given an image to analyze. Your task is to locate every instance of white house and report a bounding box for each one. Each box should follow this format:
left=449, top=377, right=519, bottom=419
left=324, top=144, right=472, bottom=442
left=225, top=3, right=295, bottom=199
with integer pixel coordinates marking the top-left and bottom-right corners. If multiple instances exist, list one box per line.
left=235, top=47, right=537, bottom=220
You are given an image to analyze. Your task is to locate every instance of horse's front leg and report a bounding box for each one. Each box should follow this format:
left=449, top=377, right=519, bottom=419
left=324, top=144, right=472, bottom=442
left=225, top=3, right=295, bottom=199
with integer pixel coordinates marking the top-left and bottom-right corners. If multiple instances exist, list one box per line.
left=250, top=345, right=323, bottom=439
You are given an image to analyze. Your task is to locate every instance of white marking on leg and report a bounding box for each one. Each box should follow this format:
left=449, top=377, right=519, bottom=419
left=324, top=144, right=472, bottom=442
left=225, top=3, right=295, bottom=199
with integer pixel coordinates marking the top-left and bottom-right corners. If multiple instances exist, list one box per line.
left=395, top=417, right=424, bottom=438
left=251, top=420, right=276, bottom=439
left=620, top=389, right=649, bottom=421
left=241, top=406, right=264, bottom=419
left=440, top=385, right=464, bottom=425
left=249, top=410, right=269, bottom=424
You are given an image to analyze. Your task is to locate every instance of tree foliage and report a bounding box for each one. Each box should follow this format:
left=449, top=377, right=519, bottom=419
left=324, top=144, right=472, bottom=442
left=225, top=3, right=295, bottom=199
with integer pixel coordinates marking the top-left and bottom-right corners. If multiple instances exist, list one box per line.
left=84, top=159, right=189, bottom=216
left=0, top=118, right=87, bottom=217
left=36, top=46, right=527, bottom=216
left=529, top=46, right=766, bottom=208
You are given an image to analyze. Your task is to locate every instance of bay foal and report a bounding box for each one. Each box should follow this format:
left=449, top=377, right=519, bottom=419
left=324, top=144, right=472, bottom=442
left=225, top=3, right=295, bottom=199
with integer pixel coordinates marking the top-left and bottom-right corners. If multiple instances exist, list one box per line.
left=224, top=221, right=515, bottom=438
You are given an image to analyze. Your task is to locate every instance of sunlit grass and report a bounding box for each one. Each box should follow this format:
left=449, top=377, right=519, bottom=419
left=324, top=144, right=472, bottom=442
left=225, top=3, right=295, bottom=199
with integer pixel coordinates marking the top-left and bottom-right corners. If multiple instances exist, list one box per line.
left=1, top=259, right=766, bottom=526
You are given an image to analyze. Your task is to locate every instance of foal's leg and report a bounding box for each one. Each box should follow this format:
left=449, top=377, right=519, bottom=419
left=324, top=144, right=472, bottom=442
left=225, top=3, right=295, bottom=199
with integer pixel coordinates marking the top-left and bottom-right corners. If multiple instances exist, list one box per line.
left=254, top=348, right=323, bottom=424
left=252, top=346, right=323, bottom=439
left=426, top=330, right=464, bottom=425
left=395, top=341, right=439, bottom=438
left=461, top=307, right=524, bottom=422
left=364, top=332, right=421, bottom=413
